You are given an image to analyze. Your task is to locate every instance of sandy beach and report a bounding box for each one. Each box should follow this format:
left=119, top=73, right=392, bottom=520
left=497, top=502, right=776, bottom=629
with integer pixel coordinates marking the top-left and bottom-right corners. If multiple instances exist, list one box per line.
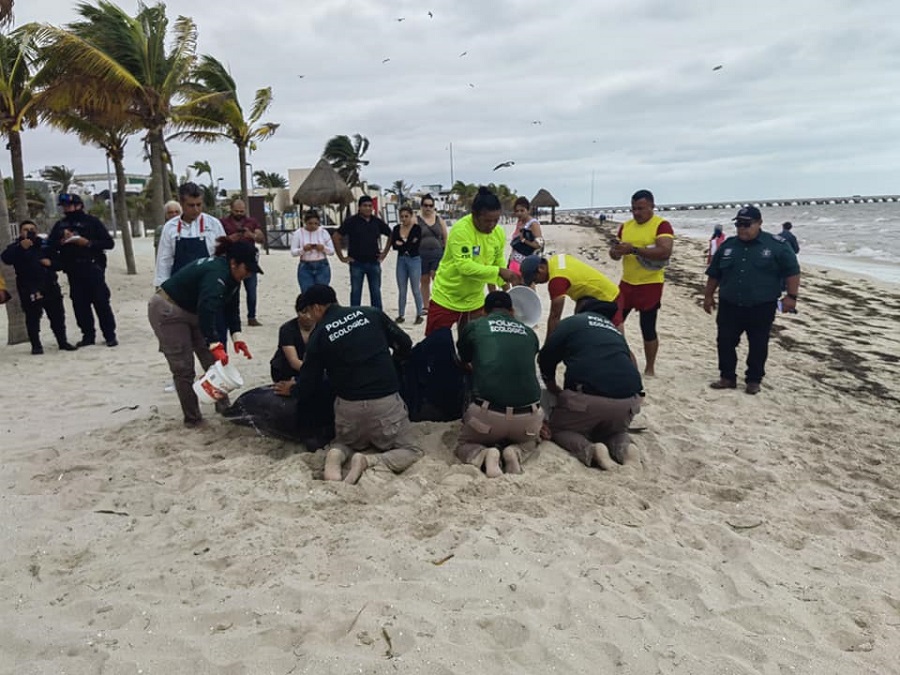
left=1, top=220, right=899, bottom=674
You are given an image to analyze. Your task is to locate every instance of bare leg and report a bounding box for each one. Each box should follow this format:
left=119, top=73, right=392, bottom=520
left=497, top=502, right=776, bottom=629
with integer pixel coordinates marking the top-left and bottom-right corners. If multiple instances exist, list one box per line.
left=343, top=453, right=370, bottom=484
left=502, top=445, right=523, bottom=474
left=420, top=273, right=431, bottom=308
left=592, top=443, right=618, bottom=471
left=324, top=447, right=344, bottom=481
left=643, top=338, right=659, bottom=376
left=484, top=447, right=503, bottom=478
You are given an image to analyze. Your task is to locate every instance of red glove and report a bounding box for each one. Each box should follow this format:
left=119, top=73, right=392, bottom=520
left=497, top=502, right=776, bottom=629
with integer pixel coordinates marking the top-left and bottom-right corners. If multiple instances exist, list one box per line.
left=234, top=341, right=252, bottom=360
left=209, top=341, right=228, bottom=364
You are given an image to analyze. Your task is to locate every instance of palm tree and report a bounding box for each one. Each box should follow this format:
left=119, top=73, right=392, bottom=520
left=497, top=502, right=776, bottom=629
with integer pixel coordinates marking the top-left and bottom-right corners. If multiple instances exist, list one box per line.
left=0, top=28, right=44, bottom=222
left=43, top=106, right=138, bottom=273
left=386, top=179, right=413, bottom=205
left=253, top=170, right=287, bottom=189
left=323, top=134, right=370, bottom=190
left=173, top=54, right=279, bottom=204
left=39, top=164, right=75, bottom=193
left=34, top=1, right=211, bottom=231
left=189, top=159, right=212, bottom=185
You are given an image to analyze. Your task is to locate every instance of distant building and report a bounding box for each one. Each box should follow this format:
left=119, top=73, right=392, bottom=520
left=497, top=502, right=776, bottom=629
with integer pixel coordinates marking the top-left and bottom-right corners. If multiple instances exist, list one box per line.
left=75, top=172, right=150, bottom=195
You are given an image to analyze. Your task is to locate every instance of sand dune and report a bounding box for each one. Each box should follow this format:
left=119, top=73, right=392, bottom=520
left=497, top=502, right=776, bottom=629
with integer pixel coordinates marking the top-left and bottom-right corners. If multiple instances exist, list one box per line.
left=1, top=220, right=898, bottom=674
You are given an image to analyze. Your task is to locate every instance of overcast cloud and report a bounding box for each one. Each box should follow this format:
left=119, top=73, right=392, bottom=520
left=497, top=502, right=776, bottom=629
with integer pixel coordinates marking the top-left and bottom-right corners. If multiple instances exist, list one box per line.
left=9, top=0, right=900, bottom=207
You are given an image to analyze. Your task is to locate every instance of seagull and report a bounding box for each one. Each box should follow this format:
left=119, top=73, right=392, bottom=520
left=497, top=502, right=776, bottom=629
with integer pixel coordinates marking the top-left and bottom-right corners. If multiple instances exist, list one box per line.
left=468, top=83, right=475, bottom=88
left=713, top=64, right=723, bottom=71
left=397, top=17, right=405, bottom=22
left=459, top=51, right=468, bottom=58
left=492, top=161, right=515, bottom=171
left=296, top=75, right=305, bottom=79
left=428, top=11, right=433, bottom=18
left=531, top=120, right=542, bottom=125
left=382, top=58, right=391, bottom=64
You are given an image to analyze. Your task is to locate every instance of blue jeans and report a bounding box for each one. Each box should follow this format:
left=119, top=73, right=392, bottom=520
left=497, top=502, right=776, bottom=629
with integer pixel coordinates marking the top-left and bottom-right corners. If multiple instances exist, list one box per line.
left=396, top=255, right=424, bottom=318
left=297, top=260, right=331, bottom=293
left=349, top=260, right=383, bottom=309
left=243, top=273, right=258, bottom=320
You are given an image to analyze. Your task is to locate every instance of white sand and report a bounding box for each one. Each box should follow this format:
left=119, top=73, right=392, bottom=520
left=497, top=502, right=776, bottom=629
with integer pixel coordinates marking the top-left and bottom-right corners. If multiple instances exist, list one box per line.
left=1, top=221, right=899, bottom=674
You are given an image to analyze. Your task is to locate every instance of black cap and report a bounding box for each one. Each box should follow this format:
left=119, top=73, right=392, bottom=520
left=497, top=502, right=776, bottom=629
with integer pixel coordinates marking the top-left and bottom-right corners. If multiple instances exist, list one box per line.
left=296, top=284, right=337, bottom=311
left=58, top=193, right=83, bottom=206
left=733, top=206, right=761, bottom=222
left=519, top=255, right=545, bottom=285
left=229, top=239, right=264, bottom=274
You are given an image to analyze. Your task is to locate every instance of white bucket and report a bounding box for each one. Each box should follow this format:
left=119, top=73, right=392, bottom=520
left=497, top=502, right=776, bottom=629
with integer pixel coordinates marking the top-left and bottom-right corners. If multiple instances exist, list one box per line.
left=508, top=285, right=543, bottom=327
left=193, top=361, right=244, bottom=404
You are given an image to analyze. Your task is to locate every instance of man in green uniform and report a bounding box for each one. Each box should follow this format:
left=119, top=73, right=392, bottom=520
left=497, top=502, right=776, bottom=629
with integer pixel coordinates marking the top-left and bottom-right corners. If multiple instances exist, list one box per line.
left=704, top=206, right=800, bottom=395
left=426, top=187, right=521, bottom=336
left=539, top=299, right=644, bottom=470
left=456, top=291, right=543, bottom=477
left=292, top=284, right=421, bottom=484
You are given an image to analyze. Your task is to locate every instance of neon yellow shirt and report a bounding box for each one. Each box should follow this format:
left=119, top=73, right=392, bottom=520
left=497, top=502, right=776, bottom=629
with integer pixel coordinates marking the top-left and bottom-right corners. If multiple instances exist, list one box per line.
left=431, top=214, right=506, bottom=312
left=618, top=214, right=675, bottom=285
left=547, top=254, right=619, bottom=302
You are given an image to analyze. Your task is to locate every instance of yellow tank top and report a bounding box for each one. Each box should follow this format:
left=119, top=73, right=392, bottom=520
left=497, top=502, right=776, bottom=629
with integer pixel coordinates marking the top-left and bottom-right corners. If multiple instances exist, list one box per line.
left=620, top=214, right=672, bottom=285
left=548, top=254, right=619, bottom=302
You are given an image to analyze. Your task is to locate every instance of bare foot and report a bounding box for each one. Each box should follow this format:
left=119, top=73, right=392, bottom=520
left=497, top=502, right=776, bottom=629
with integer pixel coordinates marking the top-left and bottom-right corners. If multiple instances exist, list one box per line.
left=592, top=443, right=617, bottom=471
left=502, top=446, right=523, bottom=474
left=323, top=447, right=344, bottom=481
left=343, top=453, right=370, bottom=485
left=643, top=367, right=655, bottom=377
left=619, top=444, right=641, bottom=467
left=484, top=448, right=503, bottom=478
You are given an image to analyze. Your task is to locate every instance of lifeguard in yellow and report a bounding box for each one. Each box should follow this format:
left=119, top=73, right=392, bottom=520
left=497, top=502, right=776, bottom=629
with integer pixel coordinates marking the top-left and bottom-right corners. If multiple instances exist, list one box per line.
left=426, top=187, right=521, bottom=335
left=519, top=253, right=620, bottom=339
left=609, top=189, right=674, bottom=376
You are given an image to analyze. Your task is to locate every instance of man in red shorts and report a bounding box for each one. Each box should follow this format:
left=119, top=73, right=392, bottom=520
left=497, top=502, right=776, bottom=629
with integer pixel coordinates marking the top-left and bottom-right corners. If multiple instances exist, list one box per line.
left=608, top=189, right=674, bottom=376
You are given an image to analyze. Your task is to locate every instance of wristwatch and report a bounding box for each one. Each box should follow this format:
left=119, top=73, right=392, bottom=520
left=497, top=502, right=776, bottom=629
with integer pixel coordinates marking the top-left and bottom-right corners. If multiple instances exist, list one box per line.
left=786, top=293, right=798, bottom=300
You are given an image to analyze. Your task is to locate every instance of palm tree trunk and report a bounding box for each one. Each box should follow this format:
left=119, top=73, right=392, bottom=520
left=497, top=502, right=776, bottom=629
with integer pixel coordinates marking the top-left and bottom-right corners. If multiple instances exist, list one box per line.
left=113, top=156, right=137, bottom=275
left=238, top=144, right=248, bottom=204
left=8, top=130, right=28, bottom=223
left=0, top=167, right=28, bottom=345
left=147, top=128, right=166, bottom=234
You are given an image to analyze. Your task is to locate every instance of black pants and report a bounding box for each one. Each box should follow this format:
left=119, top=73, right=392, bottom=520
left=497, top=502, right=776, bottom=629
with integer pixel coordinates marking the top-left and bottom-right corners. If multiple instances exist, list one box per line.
left=21, top=283, right=68, bottom=348
left=716, top=299, right=777, bottom=384
left=68, top=265, right=117, bottom=342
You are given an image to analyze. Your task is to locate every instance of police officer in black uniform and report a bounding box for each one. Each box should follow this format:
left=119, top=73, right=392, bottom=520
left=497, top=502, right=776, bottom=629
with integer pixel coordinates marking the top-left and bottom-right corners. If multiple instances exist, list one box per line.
left=48, top=193, right=118, bottom=347
left=704, top=206, right=800, bottom=395
left=1, top=220, right=77, bottom=354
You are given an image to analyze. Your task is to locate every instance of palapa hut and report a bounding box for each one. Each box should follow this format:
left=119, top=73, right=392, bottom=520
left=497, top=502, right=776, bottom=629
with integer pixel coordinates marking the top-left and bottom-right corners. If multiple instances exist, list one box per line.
left=530, top=188, right=560, bottom=223
left=292, top=158, right=354, bottom=226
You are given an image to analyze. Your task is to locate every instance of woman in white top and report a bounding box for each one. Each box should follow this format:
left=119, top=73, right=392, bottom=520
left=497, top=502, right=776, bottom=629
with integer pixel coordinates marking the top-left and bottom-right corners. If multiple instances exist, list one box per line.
left=508, top=196, right=544, bottom=273
left=291, top=209, right=335, bottom=292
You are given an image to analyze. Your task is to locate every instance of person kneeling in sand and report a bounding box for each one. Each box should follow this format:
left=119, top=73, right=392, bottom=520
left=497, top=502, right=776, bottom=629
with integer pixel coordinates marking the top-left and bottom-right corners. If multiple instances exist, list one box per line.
left=539, top=298, right=644, bottom=469
left=456, top=291, right=543, bottom=477
left=291, top=284, right=422, bottom=484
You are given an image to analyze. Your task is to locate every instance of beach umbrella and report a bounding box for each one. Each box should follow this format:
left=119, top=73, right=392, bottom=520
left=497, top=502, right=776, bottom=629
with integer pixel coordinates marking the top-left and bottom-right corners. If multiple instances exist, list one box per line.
left=292, top=158, right=354, bottom=208
left=530, top=188, right=560, bottom=223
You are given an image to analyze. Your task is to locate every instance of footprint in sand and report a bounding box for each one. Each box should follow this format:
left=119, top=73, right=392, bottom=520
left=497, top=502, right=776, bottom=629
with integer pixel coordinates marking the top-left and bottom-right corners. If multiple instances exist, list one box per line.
left=475, top=615, right=530, bottom=649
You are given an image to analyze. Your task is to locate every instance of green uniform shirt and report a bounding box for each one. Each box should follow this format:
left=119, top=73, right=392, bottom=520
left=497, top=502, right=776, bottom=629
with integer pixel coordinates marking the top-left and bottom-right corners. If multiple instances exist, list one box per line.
left=538, top=312, right=643, bottom=399
left=457, top=311, right=541, bottom=408
left=706, top=231, right=800, bottom=306
left=431, top=214, right=506, bottom=312
left=160, top=256, right=240, bottom=344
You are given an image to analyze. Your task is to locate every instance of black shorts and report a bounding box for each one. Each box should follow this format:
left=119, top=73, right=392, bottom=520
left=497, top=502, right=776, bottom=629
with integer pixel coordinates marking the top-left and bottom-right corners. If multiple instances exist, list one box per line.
left=420, top=250, right=443, bottom=275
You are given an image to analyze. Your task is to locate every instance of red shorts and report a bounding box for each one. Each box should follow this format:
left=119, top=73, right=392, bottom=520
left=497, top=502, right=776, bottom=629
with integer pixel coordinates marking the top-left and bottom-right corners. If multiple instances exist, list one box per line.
left=617, top=282, right=663, bottom=313
left=425, top=300, right=484, bottom=336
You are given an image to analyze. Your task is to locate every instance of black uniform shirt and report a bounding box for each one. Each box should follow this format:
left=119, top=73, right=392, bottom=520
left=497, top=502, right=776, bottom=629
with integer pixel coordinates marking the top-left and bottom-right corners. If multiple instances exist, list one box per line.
left=539, top=312, right=643, bottom=399
left=48, top=211, right=114, bottom=274
left=1, top=237, right=57, bottom=296
left=337, top=214, right=391, bottom=263
left=295, top=304, right=412, bottom=401
left=706, top=231, right=800, bottom=306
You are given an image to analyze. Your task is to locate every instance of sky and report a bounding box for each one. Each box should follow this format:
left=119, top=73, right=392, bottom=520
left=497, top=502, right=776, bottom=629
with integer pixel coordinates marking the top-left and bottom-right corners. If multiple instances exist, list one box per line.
left=8, top=0, right=900, bottom=208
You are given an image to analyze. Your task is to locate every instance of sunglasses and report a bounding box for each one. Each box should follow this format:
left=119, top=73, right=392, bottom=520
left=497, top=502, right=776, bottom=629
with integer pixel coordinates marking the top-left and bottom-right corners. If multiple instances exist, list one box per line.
left=734, top=220, right=754, bottom=228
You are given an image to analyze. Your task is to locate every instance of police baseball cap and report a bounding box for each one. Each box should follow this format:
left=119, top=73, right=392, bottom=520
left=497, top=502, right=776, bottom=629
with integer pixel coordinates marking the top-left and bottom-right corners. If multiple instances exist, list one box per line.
left=519, top=255, right=544, bottom=285
left=229, top=239, right=264, bottom=274
left=733, top=206, right=762, bottom=222
left=296, top=284, right=337, bottom=311
left=58, top=193, right=83, bottom=206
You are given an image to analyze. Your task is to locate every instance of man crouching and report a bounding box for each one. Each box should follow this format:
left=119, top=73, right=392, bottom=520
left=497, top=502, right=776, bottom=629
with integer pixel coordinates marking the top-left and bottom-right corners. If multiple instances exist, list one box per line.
left=456, top=291, right=543, bottom=477
left=292, top=284, right=421, bottom=484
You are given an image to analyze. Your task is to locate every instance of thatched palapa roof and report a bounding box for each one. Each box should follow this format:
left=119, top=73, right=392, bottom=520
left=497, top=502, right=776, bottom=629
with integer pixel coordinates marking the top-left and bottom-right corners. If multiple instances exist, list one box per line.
left=530, top=188, right=560, bottom=208
left=292, top=158, right=353, bottom=207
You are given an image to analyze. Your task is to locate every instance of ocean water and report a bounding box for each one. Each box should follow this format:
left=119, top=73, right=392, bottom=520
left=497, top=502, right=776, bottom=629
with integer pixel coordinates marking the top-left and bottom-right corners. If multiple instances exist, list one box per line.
left=578, top=203, right=900, bottom=285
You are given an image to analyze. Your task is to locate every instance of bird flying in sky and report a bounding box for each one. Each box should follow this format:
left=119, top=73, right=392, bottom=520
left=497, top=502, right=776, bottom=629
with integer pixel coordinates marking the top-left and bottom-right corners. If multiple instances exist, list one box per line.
left=382, top=58, right=391, bottom=64
left=493, top=161, right=515, bottom=171
left=531, top=120, right=542, bottom=125
left=468, top=83, right=475, bottom=88
left=397, top=17, right=405, bottom=22
left=713, top=65, right=723, bottom=71
left=428, top=11, right=433, bottom=18
left=459, top=51, right=468, bottom=57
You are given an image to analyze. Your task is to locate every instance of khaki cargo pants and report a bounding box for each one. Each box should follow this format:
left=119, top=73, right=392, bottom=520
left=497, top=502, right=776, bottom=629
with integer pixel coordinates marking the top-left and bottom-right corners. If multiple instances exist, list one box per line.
left=456, top=400, right=543, bottom=467
left=550, top=389, right=641, bottom=466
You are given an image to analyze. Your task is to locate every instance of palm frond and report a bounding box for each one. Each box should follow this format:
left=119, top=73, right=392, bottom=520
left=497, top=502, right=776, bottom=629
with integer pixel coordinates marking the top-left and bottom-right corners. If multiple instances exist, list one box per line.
left=247, top=86, right=273, bottom=124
